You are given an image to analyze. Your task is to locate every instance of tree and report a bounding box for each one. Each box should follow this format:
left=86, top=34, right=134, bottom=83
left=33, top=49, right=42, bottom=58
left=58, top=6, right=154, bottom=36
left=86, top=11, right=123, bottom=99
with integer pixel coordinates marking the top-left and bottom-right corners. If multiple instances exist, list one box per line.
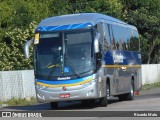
left=0, top=0, right=124, bottom=70
left=0, top=21, right=37, bottom=70
left=121, top=0, right=160, bottom=64
left=67, top=0, right=123, bottom=19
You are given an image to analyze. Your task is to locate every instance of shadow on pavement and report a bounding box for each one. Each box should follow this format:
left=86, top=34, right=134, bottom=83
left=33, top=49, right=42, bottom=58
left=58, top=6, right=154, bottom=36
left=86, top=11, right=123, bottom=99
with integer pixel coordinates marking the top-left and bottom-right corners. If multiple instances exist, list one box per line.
left=1, top=99, right=119, bottom=111
left=136, top=92, right=160, bottom=100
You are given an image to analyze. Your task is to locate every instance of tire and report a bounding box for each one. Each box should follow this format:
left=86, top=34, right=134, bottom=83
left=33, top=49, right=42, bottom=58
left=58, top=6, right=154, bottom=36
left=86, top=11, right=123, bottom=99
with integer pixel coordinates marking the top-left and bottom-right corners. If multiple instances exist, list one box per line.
left=81, top=99, right=95, bottom=107
left=118, top=81, right=134, bottom=101
left=126, top=81, right=134, bottom=100
left=118, top=94, right=125, bottom=101
left=50, top=102, right=58, bottom=109
left=99, top=83, right=109, bottom=107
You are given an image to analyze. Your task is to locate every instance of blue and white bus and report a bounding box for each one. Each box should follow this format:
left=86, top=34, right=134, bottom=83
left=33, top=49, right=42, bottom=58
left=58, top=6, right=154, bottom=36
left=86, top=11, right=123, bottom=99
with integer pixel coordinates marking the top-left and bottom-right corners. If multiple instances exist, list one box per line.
left=24, top=13, right=142, bottom=108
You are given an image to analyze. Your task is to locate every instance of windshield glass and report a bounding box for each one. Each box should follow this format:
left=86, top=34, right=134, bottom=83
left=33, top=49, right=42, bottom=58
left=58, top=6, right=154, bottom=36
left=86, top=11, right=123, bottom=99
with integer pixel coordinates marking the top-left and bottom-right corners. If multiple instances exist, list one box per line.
left=35, top=32, right=63, bottom=79
left=35, top=29, right=94, bottom=80
left=64, top=30, right=94, bottom=77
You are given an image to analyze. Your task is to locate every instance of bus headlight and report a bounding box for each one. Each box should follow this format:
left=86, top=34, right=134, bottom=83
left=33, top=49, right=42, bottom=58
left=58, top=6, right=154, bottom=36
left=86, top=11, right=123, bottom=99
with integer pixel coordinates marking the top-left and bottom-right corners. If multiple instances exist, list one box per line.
left=36, top=84, right=47, bottom=90
left=82, top=80, right=93, bottom=87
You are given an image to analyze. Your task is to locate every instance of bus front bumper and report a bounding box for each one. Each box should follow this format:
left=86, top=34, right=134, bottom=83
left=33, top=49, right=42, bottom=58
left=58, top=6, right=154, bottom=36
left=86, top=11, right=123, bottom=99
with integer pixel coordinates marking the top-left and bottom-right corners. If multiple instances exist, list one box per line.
left=35, top=81, right=100, bottom=103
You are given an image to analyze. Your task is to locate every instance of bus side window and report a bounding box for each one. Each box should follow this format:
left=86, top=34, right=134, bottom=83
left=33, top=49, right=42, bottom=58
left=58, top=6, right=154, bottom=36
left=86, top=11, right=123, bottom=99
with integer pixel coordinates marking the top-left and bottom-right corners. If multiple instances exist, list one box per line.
left=111, top=25, right=124, bottom=50
left=103, top=23, right=110, bottom=52
left=129, top=29, right=139, bottom=51
left=112, top=25, right=129, bottom=51
left=121, top=27, right=129, bottom=50
left=124, top=28, right=130, bottom=50
left=119, top=39, right=123, bottom=50
left=109, top=25, right=116, bottom=50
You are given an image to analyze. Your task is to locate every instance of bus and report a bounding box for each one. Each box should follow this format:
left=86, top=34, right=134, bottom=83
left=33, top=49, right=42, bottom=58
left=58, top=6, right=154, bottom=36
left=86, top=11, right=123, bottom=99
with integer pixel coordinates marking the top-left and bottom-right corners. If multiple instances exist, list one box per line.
left=24, top=13, right=142, bottom=108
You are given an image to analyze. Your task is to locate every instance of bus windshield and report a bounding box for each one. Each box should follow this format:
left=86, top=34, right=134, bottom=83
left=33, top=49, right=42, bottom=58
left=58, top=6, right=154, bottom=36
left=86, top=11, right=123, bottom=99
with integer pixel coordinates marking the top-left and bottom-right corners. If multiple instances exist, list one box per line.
left=35, top=29, right=94, bottom=80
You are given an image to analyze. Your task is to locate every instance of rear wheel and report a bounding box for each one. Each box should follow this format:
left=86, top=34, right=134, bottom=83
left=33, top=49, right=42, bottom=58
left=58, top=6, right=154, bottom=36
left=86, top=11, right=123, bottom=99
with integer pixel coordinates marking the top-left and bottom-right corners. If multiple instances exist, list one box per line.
left=118, top=81, right=134, bottom=101
left=50, top=102, right=58, bottom=109
left=126, top=80, right=134, bottom=100
left=99, top=83, right=109, bottom=107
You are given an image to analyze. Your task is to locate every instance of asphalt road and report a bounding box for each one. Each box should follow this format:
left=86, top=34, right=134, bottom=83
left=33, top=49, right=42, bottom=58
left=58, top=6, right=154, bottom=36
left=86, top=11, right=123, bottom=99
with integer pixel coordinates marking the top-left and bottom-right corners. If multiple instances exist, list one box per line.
left=1, top=88, right=160, bottom=111
left=0, top=88, right=160, bottom=120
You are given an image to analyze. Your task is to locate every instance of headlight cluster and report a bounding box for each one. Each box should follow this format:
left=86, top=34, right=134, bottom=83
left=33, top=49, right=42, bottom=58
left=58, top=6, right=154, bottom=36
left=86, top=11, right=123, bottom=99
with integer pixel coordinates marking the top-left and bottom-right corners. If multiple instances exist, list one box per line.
left=36, top=84, right=47, bottom=90
left=82, top=79, right=95, bottom=87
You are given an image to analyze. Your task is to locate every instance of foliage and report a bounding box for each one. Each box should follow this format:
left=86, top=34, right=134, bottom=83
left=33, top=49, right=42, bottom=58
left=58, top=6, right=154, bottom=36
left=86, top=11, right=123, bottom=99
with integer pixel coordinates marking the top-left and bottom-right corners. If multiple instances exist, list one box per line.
left=121, top=0, right=160, bottom=64
left=67, top=0, right=123, bottom=18
left=0, top=21, right=37, bottom=70
left=0, top=0, right=123, bottom=70
left=142, top=81, right=160, bottom=90
left=0, top=0, right=160, bottom=70
left=0, top=97, right=37, bottom=106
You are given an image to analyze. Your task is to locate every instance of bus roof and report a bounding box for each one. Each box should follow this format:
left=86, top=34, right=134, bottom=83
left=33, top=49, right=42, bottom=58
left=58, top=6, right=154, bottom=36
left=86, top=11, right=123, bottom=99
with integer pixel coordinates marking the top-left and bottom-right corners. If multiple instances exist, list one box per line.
left=37, top=13, right=137, bottom=31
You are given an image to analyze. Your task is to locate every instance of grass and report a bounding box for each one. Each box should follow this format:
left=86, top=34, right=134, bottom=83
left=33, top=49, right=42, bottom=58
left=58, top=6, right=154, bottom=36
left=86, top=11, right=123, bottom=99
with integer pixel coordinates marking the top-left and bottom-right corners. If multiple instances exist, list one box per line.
left=0, top=97, right=37, bottom=107
left=142, top=81, right=160, bottom=90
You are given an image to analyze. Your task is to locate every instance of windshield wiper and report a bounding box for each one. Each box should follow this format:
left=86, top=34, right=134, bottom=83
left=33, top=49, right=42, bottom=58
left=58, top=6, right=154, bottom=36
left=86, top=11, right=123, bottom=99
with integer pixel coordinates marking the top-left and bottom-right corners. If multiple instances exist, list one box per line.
left=47, top=63, right=61, bottom=68
left=65, top=55, right=80, bottom=78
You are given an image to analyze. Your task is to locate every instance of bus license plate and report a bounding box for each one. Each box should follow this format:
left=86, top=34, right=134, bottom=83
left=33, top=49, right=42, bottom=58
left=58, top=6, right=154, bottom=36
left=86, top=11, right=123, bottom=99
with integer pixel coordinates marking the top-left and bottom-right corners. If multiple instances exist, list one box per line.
left=60, top=93, right=70, bottom=98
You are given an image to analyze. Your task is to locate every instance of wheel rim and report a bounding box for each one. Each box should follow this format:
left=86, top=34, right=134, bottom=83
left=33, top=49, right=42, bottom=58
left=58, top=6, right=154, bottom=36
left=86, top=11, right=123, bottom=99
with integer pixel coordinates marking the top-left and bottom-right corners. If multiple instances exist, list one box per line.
left=106, top=84, right=110, bottom=99
left=130, top=83, right=134, bottom=96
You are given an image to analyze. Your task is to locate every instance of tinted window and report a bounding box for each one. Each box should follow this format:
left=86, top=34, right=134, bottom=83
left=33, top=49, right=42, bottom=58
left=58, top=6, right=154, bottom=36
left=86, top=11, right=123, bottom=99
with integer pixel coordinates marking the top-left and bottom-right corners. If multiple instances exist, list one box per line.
left=103, top=24, right=110, bottom=51
left=109, top=25, right=116, bottom=50
left=129, top=29, right=139, bottom=51
left=112, top=25, right=129, bottom=50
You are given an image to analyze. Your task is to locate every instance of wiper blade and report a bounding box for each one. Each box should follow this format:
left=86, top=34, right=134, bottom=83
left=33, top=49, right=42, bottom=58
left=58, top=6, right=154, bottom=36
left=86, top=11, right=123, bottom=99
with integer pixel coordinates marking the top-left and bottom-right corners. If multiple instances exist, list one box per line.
left=46, top=63, right=61, bottom=68
left=66, top=56, right=80, bottom=78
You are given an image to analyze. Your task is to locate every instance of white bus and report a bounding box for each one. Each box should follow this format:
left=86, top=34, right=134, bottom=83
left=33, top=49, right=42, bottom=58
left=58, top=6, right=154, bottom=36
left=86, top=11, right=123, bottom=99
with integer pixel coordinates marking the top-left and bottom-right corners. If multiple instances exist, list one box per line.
left=24, top=13, right=142, bottom=109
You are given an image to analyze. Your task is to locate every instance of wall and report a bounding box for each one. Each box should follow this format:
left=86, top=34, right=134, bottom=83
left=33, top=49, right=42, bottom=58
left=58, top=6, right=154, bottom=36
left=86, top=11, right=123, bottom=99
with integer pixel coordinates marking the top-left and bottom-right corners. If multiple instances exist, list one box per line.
left=141, top=64, right=160, bottom=85
left=0, top=70, right=35, bottom=101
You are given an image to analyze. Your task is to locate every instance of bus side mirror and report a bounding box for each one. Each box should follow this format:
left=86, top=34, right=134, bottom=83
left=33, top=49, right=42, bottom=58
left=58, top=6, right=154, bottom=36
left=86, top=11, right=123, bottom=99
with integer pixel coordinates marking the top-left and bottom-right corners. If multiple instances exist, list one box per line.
left=94, top=32, right=100, bottom=53
left=24, top=38, right=33, bottom=58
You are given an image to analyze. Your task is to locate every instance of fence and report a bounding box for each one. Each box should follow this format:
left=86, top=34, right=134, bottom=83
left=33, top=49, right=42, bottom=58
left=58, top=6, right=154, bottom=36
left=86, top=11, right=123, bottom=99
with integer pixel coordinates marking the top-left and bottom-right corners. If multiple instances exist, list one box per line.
left=0, top=70, right=35, bottom=101
left=0, top=64, right=160, bottom=101
left=141, top=64, right=160, bottom=85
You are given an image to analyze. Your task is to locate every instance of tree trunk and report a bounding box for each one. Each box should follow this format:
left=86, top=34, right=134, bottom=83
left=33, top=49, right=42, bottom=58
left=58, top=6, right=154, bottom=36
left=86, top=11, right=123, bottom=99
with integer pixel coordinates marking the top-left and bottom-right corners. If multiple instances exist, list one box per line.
left=147, top=38, right=158, bottom=64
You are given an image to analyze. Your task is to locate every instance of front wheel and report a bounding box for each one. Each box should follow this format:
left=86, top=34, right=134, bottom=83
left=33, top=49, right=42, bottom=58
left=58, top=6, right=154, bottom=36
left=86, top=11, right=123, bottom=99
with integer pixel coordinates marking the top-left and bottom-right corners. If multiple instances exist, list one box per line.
left=99, top=83, right=109, bottom=107
left=50, top=102, right=58, bottom=109
left=81, top=99, right=95, bottom=107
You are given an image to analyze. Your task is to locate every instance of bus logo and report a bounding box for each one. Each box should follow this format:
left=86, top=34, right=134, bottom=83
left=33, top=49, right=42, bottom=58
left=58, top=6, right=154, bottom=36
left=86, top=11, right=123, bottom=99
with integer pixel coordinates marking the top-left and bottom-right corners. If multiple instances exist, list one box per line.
left=113, top=51, right=124, bottom=63
left=62, top=86, right=67, bottom=91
